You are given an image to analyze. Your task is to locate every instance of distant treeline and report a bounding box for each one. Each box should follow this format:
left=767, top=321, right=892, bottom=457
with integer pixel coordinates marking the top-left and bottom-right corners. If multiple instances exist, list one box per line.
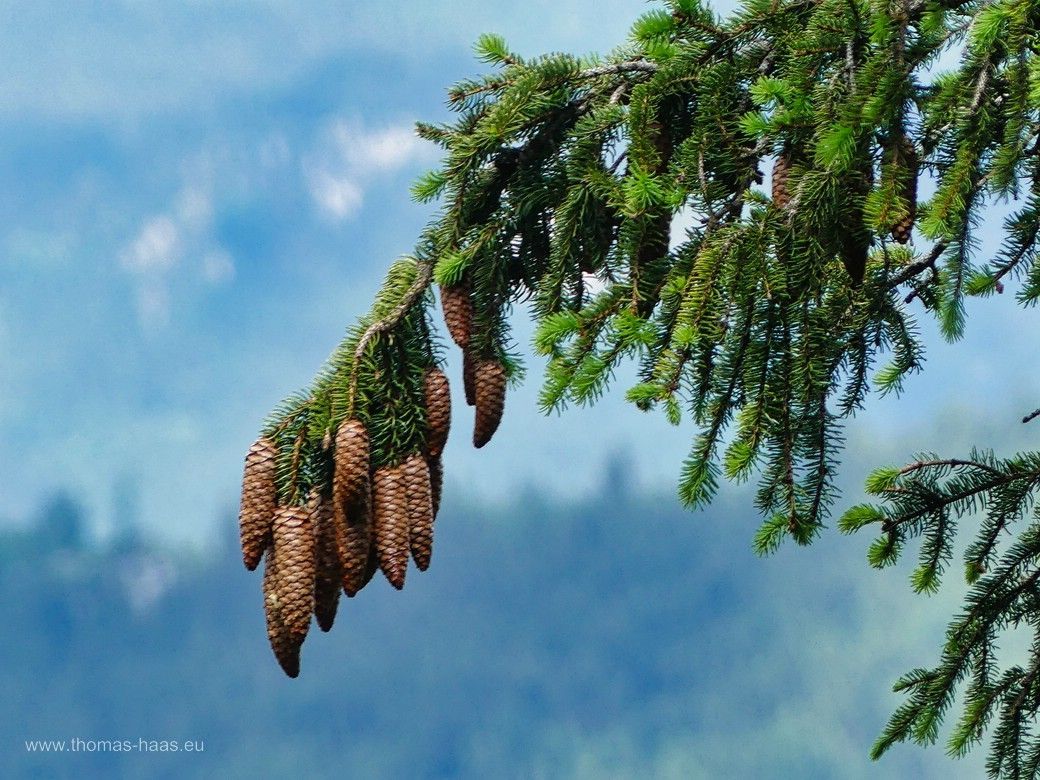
left=0, top=479, right=974, bottom=779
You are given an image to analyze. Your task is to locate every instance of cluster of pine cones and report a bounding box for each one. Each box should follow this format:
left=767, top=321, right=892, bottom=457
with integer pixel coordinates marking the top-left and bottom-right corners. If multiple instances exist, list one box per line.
left=239, top=283, right=507, bottom=677
left=439, top=280, right=507, bottom=447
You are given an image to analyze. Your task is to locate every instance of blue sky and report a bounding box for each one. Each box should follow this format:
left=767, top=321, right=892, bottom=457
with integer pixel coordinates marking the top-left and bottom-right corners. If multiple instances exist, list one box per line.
left=0, top=3, right=1037, bottom=774
left=2, top=0, right=1035, bottom=546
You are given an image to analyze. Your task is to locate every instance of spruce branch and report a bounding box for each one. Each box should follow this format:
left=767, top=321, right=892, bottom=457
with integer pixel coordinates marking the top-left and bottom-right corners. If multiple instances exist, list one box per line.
left=348, top=258, right=434, bottom=416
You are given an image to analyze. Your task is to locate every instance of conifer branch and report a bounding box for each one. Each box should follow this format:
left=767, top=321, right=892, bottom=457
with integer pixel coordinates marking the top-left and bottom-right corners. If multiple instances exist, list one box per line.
left=348, top=259, right=434, bottom=416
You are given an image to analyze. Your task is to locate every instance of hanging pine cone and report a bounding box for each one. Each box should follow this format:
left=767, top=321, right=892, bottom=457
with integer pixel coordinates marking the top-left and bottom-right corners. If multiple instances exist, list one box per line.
left=473, top=359, right=507, bottom=448
left=272, top=505, right=316, bottom=641
left=262, top=548, right=301, bottom=678
left=339, top=502, right=372, bottom=598
left=440, top=282, right=473, bottom=348
left=462, top=348, right=477, bottom=407
left=359, top=538, right=380, bottom=592
left=333, top=419, right=372, bottom=596
left=891, top=136, right=918, bottom=245
left=334, top=420, right=369, bottom=505
left=402, top=454, right=435, bottom=571
left=372, top=465, right=410, bottom=589
left=427, top=455, right=443, bottom=519
left=772, top=152, right=792, bottom=210
left=423, top=366, right=451, bottom=458
left=239, top=436, right=278, bottom=571
left=310, top=493, right=341, bottom=633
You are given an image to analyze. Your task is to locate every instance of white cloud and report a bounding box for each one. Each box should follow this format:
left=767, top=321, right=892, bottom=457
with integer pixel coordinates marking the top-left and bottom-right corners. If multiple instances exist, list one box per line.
left=119, top=216, right=180, bottom=274
left=304, top=120, right=432, bottom=221
left=335, top=123, right=425, bottom=174
left=305, top=167, right=364, bottom=220
left=118, top=180, right=234, bottom=330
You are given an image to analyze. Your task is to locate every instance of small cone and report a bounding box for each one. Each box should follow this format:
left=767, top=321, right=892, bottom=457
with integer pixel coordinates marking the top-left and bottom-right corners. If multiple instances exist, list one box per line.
left=272, top=505, right=316, bottom=642
left=262, top=548, right=301, bottom=678
left=427, top=455, right=443, bottom=518
left=402, top=454, right=435, bottom=571
left=310, top=493, right=341, bottom=633
left=372, top=465, right=410, bottom=589
left=772, top=153, right=792, bottom=210
left=423, top=367, right=451, bottom=458
left=473, top=360, right=507, bottom=448
left=462, top=348, right=477, bottom=407
left=440, top=283, right=473, bottom=348
left=333, top=420, right=372, bottom=596
left=239, top=436, right=278, bottom=571
left=891, top=136, right=917, bottom=244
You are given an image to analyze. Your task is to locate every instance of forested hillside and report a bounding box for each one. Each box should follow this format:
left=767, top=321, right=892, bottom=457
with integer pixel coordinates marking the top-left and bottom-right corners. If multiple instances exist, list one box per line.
left=3, top=473, right=980, bottom=778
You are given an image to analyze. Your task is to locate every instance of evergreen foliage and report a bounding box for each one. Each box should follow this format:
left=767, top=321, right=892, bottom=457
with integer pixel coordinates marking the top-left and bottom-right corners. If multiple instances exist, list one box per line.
left=255, top=0, right=1040, bottom=773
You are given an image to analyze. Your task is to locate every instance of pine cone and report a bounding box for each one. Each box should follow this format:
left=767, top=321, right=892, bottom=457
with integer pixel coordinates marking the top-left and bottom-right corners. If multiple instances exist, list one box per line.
left=272, top=505, right=316, bottom=641
left=473, top=359, right=507, bottom=448
left=372, top=465, right=410, bottom=589
left=402, top=454, right=435, bottom=571
left=359, top=538, right=380, bottom=592
left=239, top=436, right=278, bottom=571
left=462, top=348, right=477, bottom=407
left=310, top=493, right=341, bottom=633
left=334, top=420, right=370, bottom=505
left=333, top=419, right=372, bottom=596
left=772, top=152, right=792, bottom=210
left=891, top=136, right=918, bottom=245
left=339, top=494, right=372, bottom=598
left=427, top=455, right=443, bottom=519
left=262, top=548, right=301, bottom=678
left=440, top=283, right=473, bottom=348
left=423, top=367, right=451, bottom=458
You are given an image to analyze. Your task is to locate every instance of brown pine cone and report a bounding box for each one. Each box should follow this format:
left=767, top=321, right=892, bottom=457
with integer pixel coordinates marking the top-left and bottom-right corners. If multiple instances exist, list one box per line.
left=402, top=454, right=435, bottom=571
left=891, top=136, right=918, bottom=245
left=423, top=367, right=451, bottom=458
left=427, top=455, right=443, bottom=519
left=272, top=505, right=316, bottom=641
left=239, top=436, right=278, bottom=571
left=440, top=283, right=473, bottom=348
left=262, top=548, right=301, bottom=678
left=358, top=538, right=380, bottom=593
left=772, top=152, right=791, bottom=210
left=473, top=359, right=507, bottom=448
left=333, top=420, right=370, bottom=505
left=462, top=348, right=476, bottom=407
left=372, top=465, right=410, bottom=589
left=310, top=493, right=341, bottom=633
left=339, top=494, right=372, bottom=598
left=333, top=419, right=372, bottom=596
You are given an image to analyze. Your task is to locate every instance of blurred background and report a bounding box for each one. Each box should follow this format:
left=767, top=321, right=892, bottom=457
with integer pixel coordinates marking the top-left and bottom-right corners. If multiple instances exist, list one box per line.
left=1, top=1, right=1037, bottom=777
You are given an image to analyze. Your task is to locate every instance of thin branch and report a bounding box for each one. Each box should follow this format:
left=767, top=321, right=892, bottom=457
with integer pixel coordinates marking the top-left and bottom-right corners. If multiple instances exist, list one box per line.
left=580, top=59, right=659, bottom=79
left=897, top=458, right=1002, bottom=476
left=889, top=240, right=948, bottom=288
